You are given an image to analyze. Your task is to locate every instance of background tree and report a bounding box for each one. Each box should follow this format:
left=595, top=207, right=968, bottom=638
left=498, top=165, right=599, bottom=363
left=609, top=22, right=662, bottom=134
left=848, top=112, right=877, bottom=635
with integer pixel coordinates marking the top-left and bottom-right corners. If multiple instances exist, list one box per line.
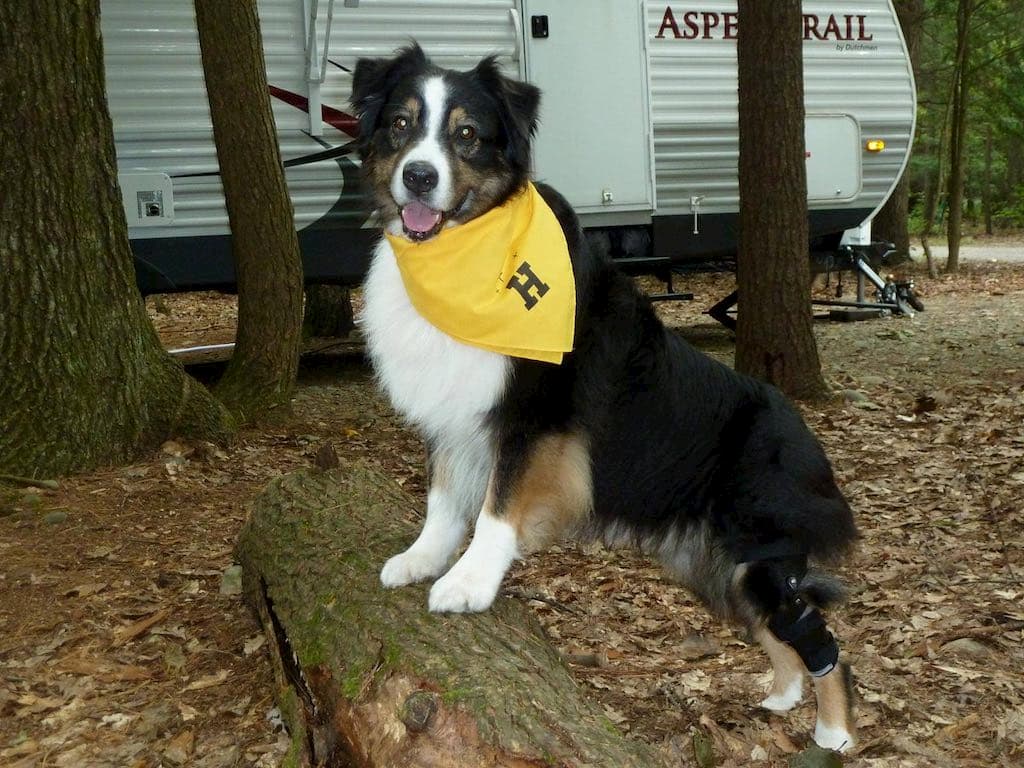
left=943, top=0, right=976, bottom=272
left=909, top=0, right=1024, bottom=268
left=194, top=0, right=304, bottom=422
left=0, top=2, right=232, bottom=478
left=873, top=0, right=926, bottom=258
left=303, top=285, right=355, bottom=338
left=734, top=0, right=827, bottom=401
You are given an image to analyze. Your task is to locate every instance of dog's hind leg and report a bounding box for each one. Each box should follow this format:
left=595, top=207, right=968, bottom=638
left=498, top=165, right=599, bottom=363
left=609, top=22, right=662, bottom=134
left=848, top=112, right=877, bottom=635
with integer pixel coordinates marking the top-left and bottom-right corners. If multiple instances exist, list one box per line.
left=754, top=626, right=805, bottom=712
left=811, top=662, right=856, bottom=752
left=740, top=559, right=856, bottom=751
left=381, top=431, right=490, bottom=588
left=761, top=623, right=856, bottom=752
left=429, top=432, right=592, bottom=613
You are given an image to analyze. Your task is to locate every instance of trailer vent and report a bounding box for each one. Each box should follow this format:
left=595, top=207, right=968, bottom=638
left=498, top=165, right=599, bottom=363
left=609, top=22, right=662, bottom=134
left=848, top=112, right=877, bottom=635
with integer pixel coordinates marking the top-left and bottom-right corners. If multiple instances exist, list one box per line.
left=118, top=173, right=174, bottom=227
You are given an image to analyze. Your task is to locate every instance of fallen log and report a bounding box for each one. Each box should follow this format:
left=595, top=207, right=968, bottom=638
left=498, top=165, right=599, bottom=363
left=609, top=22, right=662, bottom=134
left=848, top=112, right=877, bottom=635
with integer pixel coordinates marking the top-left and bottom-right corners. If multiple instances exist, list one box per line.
left=235, top=463, right=670, bottom=768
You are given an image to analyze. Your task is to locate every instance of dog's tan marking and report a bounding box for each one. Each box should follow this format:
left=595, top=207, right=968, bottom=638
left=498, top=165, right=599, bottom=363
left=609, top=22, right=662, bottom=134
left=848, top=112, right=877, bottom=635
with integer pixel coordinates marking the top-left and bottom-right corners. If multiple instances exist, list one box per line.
left=447, top=106, right=468, bottom=133
left=447, top=163, right=508, bottom=223
left=754, top=626, right=805, bottom=709
left=402, top=96, right=422, bottom=123
left=813, top=662, right=856, bottom=749
left=500, top=433, right=592, bottom=553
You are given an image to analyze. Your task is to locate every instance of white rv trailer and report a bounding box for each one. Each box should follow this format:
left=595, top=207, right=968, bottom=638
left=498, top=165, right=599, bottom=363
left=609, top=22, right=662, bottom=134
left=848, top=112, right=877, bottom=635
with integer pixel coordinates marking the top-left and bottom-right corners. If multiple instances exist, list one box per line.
left=101, top=0, right=916, bottom=294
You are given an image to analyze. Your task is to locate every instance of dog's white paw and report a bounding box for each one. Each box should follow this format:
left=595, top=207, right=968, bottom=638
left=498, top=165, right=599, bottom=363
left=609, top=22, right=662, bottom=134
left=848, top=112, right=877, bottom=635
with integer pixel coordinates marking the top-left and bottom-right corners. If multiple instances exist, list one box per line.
left=760, top=678, right=804, bottom=713
left=380, top=549, right=448, bottom=588
left=428, top=565, right=500, bottom=613
left=813, top=721, right=855, bottom=752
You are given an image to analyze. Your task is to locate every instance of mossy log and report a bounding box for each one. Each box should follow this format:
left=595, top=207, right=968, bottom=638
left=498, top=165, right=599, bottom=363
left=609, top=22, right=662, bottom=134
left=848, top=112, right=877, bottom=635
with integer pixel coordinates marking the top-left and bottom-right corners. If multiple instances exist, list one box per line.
left=235, top=463, right=671, bottom=767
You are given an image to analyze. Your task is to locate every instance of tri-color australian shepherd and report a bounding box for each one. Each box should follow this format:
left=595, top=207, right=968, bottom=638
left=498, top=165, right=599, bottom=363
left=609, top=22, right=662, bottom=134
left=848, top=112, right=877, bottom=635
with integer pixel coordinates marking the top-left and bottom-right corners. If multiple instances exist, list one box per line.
left=353, top=44, right=858, bottom=751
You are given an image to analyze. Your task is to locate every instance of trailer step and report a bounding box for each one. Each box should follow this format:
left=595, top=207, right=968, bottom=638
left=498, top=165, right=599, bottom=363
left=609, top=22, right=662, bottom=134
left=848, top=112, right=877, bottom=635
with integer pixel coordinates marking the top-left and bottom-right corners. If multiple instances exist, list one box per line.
left=649, top=291, right=695, bottom=302
left=612, top=255, right=673, bottom=274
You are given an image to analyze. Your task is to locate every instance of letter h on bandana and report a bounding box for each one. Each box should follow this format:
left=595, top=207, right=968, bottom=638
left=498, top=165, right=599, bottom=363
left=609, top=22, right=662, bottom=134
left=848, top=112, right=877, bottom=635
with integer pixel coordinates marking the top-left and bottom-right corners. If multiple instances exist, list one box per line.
left=507, top=261, right=549, bottom=310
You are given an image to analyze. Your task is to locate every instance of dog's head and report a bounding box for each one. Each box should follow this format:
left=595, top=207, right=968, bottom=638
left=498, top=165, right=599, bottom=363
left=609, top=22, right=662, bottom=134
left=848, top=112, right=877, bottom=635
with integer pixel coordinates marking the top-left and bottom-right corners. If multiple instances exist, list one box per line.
left=351, top=44, right=540, bottom=241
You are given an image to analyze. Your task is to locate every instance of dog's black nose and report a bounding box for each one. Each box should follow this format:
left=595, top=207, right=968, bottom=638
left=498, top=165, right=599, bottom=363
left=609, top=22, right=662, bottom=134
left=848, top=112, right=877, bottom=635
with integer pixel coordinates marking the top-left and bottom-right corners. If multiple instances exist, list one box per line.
left=402, top=162, right=439, bottom=195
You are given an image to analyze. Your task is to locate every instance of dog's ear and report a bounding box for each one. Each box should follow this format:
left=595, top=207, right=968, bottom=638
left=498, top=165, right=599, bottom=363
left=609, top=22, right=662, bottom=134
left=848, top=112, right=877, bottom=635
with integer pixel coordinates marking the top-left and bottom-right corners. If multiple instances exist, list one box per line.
left=351, top=44, right=429, bottom=155
left=473, top=57, right=540, bottom=174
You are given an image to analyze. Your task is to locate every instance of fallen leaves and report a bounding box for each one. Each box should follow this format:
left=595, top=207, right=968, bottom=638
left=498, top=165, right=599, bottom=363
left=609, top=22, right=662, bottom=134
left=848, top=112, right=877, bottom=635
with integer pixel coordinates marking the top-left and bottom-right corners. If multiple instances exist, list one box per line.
left=111, top=608, right=171, bottom=647
left=2, top=266, right=1023, bottom=766
left=181, top=670, right=230, bottom=692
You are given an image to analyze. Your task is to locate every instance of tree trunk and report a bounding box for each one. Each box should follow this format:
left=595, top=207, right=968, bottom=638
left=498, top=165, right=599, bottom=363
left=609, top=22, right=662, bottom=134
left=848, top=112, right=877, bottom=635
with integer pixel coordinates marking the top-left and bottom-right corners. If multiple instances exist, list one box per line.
left=235, top=465, right=670, bottom=768
left=982, top=124, right=993, bottom=235
left=0, top=2, right=232, bottom=478
left=918, top=140, right=942, bottom=279
left=872, top=0, right=925, bottom=256
left=945, top=0, right=974, bottom=273
left=734, top=0, right=827, bottom=401
left=194, top=0, right=304, bottom=422
left=303, top=285, right=356, bottom=339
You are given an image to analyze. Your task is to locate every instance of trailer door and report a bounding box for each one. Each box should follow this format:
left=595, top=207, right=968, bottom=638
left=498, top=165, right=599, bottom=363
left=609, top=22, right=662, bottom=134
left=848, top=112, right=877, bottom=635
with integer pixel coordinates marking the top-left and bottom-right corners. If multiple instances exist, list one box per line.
left=521, top=0, right=655, bottom=222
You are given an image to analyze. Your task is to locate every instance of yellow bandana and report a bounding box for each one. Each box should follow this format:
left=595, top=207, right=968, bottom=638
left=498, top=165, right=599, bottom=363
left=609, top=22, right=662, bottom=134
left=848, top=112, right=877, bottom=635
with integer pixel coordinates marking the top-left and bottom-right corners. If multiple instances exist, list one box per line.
left=385, top=183, right=576, bottom=364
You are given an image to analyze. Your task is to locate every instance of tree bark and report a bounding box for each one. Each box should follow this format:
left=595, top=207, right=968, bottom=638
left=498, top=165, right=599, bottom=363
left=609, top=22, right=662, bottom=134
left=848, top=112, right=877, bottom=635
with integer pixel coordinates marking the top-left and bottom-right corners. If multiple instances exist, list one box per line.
left=734, top=0, right=827, bottom=401
left=303, top=285, right=356, bottom=339
left=235, top=465, right=670, bottom=768
left=194, top=0, right=304, bottom=422
left=982, top=124, right=993, bottom=235
left=945, top=0, right=974, bottom=273
left=0, top=1, right=232, bottom=478
left=872, top=0, right=925, bottom=256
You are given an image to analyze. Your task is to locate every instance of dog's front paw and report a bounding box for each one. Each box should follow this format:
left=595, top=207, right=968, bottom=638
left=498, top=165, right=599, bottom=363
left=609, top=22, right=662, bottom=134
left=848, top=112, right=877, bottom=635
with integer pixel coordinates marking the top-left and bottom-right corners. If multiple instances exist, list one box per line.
left=428, top=565, right=500, bottom=613
left=380, top=548, right=448, bottom=588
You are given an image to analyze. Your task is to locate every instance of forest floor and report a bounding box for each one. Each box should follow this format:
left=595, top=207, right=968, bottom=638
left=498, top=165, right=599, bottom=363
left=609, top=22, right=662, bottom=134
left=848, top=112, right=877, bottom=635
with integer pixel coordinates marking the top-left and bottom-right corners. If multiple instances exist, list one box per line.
left=2, top=248, right=1023, bottom=767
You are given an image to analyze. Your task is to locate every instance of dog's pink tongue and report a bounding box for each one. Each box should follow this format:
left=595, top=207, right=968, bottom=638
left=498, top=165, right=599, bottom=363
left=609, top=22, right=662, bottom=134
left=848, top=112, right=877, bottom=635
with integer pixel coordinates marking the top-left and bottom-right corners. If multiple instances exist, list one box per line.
left=401, top=201, right=442, bottom=234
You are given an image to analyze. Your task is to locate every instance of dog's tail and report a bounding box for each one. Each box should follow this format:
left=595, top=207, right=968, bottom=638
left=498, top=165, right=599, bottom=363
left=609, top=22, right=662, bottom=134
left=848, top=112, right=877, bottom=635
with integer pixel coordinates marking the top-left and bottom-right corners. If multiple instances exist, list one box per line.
left=798, top=569, right=848, bottom=609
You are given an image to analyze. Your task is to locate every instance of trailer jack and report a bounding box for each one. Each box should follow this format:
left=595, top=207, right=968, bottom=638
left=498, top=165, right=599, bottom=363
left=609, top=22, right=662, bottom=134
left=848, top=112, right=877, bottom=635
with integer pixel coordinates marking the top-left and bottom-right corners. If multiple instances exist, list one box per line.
left=813, top=245, right=921, bottom=318
left=705, top=244, right=922, bottom=330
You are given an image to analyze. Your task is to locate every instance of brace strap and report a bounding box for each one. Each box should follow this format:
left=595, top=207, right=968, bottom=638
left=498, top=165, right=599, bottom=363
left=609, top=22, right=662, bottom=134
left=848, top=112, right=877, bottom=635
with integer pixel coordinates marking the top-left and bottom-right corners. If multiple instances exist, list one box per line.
left=769, top=597, right=839, bottom=677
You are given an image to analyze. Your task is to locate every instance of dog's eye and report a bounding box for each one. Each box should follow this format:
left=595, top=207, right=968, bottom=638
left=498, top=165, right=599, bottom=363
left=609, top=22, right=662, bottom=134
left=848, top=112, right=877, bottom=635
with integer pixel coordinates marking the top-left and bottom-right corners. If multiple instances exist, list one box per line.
left=457, top=125, right=477, bottom=142
left=393, top=116, right=409, bottom=132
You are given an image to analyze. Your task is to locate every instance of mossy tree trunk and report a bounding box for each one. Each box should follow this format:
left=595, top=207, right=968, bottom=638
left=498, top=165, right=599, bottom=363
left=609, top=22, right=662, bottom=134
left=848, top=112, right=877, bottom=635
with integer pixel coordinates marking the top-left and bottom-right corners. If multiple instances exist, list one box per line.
left=0, top=2, right=233, bottom=478
left=734, top=0, right=828, bottom=401
left=235, top=464, right=671, bottom=768
left=194, top=0, right=304, bottom=422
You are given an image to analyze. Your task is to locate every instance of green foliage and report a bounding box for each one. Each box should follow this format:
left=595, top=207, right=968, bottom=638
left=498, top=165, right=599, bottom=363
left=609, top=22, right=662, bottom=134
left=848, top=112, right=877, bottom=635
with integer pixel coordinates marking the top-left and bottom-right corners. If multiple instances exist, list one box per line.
left=992, top=185, right=1024, bottom=227
left=910, top=0, right=1024, bottom=228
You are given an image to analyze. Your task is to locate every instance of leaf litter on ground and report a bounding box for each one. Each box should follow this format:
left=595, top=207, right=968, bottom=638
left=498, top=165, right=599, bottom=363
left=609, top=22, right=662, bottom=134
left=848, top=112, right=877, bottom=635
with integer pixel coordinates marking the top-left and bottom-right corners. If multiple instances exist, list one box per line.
left=1, top=261, right=1022, bottom=766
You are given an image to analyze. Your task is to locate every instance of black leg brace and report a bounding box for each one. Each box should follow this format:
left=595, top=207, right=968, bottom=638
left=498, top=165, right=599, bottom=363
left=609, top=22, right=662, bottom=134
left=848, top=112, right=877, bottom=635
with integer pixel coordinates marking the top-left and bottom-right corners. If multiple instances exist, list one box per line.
left=768, top=583, right=839, bottom=677
left=741, top=544, right=840, bottom=678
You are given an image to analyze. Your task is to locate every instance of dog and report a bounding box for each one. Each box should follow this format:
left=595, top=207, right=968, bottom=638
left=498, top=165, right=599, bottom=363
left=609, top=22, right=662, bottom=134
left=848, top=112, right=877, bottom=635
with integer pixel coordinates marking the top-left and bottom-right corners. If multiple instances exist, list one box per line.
left=352, top=44, right=858, bottom=752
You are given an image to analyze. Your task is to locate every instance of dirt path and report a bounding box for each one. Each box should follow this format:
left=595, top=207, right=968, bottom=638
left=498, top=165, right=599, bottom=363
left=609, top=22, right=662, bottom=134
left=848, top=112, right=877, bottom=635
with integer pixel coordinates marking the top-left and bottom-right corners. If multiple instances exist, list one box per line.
left=2, top=263, right=1022, bottom=767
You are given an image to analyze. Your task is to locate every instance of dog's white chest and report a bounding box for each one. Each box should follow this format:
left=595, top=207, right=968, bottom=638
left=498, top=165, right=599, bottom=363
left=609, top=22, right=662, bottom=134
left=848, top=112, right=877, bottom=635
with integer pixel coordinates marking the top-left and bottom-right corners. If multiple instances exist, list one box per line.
left=360, top=239, right=511, bottom=438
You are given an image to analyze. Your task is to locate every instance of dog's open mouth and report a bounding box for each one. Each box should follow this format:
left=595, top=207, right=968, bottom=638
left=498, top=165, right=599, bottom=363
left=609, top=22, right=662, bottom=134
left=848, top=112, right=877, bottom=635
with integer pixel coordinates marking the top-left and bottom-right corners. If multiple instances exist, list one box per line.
left=401, top=201, right=444, bottom=241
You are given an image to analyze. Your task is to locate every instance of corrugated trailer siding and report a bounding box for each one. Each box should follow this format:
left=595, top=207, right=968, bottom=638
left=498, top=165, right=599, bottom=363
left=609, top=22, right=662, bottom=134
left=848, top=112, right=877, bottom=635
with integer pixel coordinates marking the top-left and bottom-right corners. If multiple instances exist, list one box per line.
left=104, top=0, right=912, bottom=244
left=320, top=0, right=519, bottom=111
left=103, top=1, right=309, bottom=237
left=647, top=0, right=915, bottom=216
left=103, top=0, right=519, bottom=239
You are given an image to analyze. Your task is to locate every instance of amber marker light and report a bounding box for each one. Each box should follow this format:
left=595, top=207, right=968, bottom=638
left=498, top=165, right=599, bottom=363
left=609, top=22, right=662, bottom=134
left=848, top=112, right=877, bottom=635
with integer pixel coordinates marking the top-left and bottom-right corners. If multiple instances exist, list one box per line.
left=866, top=139, right=886, bottom=152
